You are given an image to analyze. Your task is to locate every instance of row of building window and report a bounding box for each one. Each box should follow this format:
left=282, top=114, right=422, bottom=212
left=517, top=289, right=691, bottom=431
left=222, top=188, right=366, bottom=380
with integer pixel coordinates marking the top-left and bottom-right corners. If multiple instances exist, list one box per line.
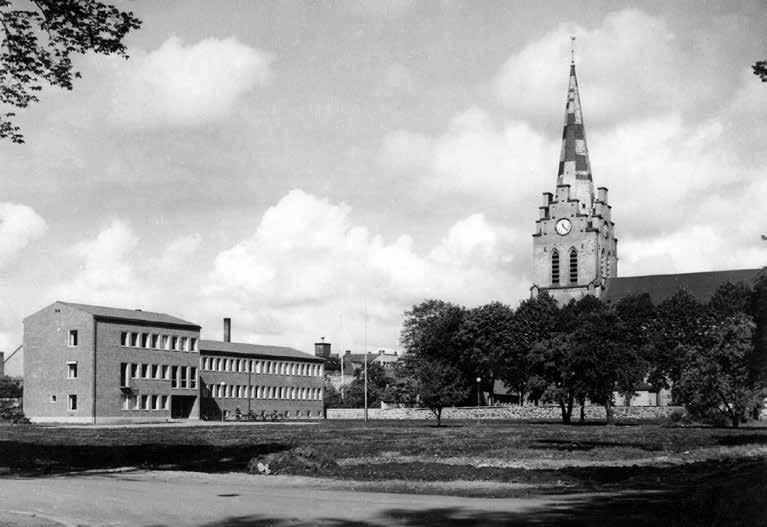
left=119, top=363, right=198, bottom=390
left=201, top=357, right=322, bottom=377
left=120, top=332, right=198, bottom=352
left=207, top=383, right=322, bottom=401
left=121, top=393, right=169, bottom=411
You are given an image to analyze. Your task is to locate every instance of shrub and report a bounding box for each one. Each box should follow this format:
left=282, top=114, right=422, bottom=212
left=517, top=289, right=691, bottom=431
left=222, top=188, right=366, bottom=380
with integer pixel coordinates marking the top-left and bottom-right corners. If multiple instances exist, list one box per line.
left=248, top=446, right=337, bottom=475
left=0, top=406, right=30, bottom=424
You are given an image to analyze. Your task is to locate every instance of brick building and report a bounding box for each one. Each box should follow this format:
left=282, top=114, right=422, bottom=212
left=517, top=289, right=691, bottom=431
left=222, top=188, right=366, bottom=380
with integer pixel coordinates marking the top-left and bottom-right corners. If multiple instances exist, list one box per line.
left=23, top=302, right=201, bottom=423
left=198, top=319, right=325, bottom=420
left=23, top=305, right=326, bottom=423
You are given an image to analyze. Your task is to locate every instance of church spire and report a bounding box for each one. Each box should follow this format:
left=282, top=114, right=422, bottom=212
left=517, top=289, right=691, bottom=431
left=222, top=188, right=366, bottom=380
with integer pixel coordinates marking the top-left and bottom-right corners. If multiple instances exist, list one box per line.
left=556, top=41, right=594, bottom=208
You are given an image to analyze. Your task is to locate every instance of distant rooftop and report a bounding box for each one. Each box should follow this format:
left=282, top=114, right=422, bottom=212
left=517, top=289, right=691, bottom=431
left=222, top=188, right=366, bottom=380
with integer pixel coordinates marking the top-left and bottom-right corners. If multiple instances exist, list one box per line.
left=603, top=268, right=764, bottom=304
left=57, top=301, right=200, bottom=328
left=199, top=340, right=322, bottom=361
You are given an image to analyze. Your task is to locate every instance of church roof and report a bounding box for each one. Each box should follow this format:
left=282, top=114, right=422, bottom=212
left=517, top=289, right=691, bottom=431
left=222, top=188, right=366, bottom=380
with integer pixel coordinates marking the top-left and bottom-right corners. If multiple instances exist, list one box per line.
left=602, top=268, right=764, bottom=305
left=556, top=62, right=594, bottom=206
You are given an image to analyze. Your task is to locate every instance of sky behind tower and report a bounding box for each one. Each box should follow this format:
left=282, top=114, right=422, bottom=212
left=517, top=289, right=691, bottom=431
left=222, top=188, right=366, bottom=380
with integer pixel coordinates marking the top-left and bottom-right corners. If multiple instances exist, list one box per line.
left=1, top=0, right=766, bottom=374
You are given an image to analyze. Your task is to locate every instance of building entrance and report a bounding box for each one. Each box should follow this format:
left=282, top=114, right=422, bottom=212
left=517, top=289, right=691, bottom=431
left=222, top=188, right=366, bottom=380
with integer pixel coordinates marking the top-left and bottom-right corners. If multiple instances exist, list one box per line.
left=171, top=395, right=196, bottom=418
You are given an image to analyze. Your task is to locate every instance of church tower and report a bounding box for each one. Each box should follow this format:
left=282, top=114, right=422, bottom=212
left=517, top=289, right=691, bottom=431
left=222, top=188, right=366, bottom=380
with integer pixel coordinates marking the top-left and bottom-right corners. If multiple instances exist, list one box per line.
left=531, top=55, right=618, bottom=304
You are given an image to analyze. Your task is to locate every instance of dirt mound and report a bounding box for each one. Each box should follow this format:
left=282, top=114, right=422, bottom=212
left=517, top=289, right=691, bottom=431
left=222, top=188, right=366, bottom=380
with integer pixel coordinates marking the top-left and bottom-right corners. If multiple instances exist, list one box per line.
left=249, top=446, right=338, bottom=475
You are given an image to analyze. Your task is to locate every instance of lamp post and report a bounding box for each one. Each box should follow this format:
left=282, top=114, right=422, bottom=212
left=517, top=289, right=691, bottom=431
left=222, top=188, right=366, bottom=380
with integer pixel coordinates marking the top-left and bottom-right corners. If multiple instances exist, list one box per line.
left=476, top=377, right=481, bottom=408
left=220, top=382, right=226, bottom=423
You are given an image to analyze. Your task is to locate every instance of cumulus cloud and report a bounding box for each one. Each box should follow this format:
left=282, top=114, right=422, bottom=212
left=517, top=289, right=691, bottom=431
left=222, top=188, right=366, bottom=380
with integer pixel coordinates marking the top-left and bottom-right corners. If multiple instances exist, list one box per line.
left=110, top=36, right=273, bottom=127
left=493, top=9, right=725, bottom=127
left=155, top=233, right=202, bottom=271
left=0, top=203, right=46, bottom=268
left=52, top=220, right=141, bottom=306
left=204, top=189, right=524, bottom=349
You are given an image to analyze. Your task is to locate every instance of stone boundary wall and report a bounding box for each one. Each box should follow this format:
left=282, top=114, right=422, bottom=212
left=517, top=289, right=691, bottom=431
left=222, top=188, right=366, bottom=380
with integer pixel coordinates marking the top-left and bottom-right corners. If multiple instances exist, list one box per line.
left=326, top=405, right=681, bottom=421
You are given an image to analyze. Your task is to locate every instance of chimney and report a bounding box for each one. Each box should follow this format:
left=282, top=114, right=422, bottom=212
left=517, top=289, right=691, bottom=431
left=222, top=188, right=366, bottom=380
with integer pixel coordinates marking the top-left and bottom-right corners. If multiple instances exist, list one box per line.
left=223, top=318, right=231, bottom=343
left=598, top=187, right=608, bottom=204
left=314, top=337, right=331, bottom=358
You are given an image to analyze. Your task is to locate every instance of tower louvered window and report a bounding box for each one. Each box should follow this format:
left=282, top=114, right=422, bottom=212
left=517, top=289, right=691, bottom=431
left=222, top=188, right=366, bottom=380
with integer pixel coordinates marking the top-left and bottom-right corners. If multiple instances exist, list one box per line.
left=569, top=248, right=578, bottom=284
left=606, top=252, right=612, bottom=278
left=551, top=250, right=560, bottom=285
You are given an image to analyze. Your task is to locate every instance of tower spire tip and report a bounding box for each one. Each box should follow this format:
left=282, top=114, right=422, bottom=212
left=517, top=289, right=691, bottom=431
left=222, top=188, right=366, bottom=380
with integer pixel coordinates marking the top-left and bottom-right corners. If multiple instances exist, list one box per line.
left=570, top=36, right=576, bottom=65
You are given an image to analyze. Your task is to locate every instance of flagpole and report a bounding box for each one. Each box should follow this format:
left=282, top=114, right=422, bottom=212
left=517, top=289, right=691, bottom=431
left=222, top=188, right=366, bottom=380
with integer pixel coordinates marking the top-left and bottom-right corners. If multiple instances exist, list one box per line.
left=364, top=299, right=368, bottom=423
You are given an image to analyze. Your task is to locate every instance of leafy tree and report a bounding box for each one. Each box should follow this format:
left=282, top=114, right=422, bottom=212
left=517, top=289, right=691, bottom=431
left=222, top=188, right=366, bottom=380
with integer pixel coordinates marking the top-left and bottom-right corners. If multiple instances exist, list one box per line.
left=343, top=361, right=389, bottom=408
left=502, top=292, right=559, bottom=401
left=382, top=375, right=418, bottom=406
left=528, top=333, right=587, bottom=424
left=647, top=289, right=710, bottom=392
left=754, top=60, right=767, bottom=82
left=396, top=356, right=469, bottom=427
left=0, top=0, right=141, bottom=143
left=0, top=376, right=22, bottom=398
left=454, top=301, right=515, bottom=405
left=322, top=378, right=343, bottom=409
left=675, top=313, right=763, bottom=427
left=612, top=293, right=655, bottom=406
left=709, top=281, right=754, bottom=318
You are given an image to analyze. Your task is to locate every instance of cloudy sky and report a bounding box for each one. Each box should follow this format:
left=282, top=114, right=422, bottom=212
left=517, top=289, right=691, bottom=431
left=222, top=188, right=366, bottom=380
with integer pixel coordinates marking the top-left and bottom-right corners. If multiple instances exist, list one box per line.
left=2, top=0, right=766, bottom=374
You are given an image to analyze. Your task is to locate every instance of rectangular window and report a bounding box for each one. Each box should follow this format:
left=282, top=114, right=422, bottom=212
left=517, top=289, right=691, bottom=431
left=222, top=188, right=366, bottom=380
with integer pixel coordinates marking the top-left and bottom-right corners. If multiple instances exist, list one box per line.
left=161, top=395, right=169, bottom=410
left=151, top=364, right=160, bottom=379
left=67, top=394, right=77, bottom=411
left=190, top=338, right=197, bottom=352
left=180, top=366, right=187, bottom=389
left=68, top=330, right=78, bottom=347
left=141, top=363, right=149, bottom=379
left=131, top=363, right=139, bottom=379
left=50, top=394, right=57, bottom=403
left=171, top=366, right=178, bottom=388
left=140, top=394, right=149, bottom=410
left=130, top=332, right=139, bottom=347
left=201, top=357, right=208, bottom=370
left=141, top=333, right=150, bottom=348
left=180, top=337, right=188, bottom=351
left=190, top=367, right=197, bottom=389
left=120, top=363, right=128, bottom=387
left=162, top=364, right=170, bottom=380
left=67, top=361, right=78, bottom=379
left=151, top=395, right=159, bottom=410
left=121, top=394, right=130, bottom=410
left=228, top=385, right=233, bottom=398
left=120, top=332, right=128, bottom=346
left=161, top=335, right=170, bottom=350
left=171, top=336, right=179, bottom=351
left=151, top=334, right=160, bottom=349
left=213, top=385, right=219, bottom=398
left=133, top=396, right=140, bottom=410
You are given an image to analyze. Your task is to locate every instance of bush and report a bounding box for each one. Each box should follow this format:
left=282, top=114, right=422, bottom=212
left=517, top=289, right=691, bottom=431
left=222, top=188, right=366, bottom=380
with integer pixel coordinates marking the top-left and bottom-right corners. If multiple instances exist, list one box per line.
left=248, top=446, right=337, bottom=475
left=0, top=406, right=30, bottom=425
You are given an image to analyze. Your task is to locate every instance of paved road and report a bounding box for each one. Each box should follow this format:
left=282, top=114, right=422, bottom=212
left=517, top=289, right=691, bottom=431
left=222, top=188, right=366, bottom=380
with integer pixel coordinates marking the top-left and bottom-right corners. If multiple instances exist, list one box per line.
left=0, top=470, right=573, bottom=526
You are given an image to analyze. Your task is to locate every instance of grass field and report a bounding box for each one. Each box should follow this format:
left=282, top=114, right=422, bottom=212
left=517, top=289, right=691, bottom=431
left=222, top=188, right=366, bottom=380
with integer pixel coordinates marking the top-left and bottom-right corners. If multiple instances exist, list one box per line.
left=2, top=420, right=766, bottom=525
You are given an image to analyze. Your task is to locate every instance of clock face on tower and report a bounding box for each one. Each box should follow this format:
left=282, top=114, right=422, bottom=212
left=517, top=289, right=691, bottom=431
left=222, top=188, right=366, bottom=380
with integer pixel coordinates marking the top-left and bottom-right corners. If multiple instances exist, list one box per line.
left=555, top=218, right=572, bottom=235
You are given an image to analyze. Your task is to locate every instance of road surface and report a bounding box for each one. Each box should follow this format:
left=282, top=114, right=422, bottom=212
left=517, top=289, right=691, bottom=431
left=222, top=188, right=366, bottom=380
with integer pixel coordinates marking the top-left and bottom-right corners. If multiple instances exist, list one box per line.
left=0, top=469, right=579, bottom=526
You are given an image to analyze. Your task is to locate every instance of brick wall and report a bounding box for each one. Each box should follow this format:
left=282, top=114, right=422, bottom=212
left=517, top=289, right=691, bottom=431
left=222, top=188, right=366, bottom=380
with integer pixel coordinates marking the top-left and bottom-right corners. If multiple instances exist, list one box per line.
left=326, top=405, right=681, bottom=421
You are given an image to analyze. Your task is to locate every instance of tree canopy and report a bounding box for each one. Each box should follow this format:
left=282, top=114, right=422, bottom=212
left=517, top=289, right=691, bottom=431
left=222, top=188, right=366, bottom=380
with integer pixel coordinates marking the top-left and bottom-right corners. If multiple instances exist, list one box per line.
left=0, top=0, right=141, bottom=142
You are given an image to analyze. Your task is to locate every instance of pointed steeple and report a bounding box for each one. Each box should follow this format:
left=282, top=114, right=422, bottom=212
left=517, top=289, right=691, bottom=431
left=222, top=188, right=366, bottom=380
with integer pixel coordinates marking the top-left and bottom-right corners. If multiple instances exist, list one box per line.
left=556, top=52, right=594, bottom=208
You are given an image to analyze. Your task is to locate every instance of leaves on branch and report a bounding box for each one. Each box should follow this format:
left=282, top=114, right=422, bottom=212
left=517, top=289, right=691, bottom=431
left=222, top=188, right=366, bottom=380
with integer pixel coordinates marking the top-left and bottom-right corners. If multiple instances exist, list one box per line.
left=0, top=0, right=141, bottom=143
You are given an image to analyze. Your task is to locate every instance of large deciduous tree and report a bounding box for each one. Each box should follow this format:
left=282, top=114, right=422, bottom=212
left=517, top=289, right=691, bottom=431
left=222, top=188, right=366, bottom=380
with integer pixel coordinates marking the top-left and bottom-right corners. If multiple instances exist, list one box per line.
left=675, top=313, right=763, bottom=427
left=0, top=0, right=141, bottom=143
left=397, top=356, right=469, bottom=427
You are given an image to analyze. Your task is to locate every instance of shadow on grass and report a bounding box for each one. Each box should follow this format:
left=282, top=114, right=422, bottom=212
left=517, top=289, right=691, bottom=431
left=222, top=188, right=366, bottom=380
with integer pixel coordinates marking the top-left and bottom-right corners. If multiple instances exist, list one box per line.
left=531, top=438, right=664, bottom=452
left=0, top=441, right=289, bottom=476
left=715, top=434, right=767, bottom=446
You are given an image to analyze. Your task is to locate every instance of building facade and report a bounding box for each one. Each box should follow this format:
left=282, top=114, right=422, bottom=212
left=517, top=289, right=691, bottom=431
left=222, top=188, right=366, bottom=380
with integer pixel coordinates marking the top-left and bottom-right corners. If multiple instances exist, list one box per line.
left=199, top=336, right=325, bottom=420
left=532, top=61, right=618, bottom=304
left=23, top=302, right=201, bottom=423
left=23, top=304, right=326, bottom=423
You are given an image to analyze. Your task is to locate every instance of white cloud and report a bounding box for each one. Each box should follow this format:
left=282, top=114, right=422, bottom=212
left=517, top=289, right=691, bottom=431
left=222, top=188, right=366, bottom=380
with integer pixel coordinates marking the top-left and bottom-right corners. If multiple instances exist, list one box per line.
left=0, top=203, right=46, bottom=268
left=493, top=9, right=721, bottom=127
left=204, top=189, right=524, bottom=350
left=352, top=0, right=414, bottom=19
left=110, top=36, right=273, bottom=127
left=52, top=220, right=141, bottom=306
left=155, top=233, right=202, bottom=271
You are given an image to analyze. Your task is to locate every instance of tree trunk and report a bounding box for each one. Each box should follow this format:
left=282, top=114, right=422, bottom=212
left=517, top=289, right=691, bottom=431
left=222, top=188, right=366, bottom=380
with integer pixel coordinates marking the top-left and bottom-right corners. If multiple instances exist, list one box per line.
left=604, top=401, right=615, bottom=426
left=559, top=400, right=571, bottom=424
left=579, top=401, right=585, bottom=423
left=435, top=407, right=442, bottom=427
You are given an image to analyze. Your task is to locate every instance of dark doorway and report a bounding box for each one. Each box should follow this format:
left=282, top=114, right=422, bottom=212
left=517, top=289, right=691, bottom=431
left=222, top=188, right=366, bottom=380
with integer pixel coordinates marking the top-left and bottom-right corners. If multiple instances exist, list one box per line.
left=171, top=395, right=196, bottom=418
